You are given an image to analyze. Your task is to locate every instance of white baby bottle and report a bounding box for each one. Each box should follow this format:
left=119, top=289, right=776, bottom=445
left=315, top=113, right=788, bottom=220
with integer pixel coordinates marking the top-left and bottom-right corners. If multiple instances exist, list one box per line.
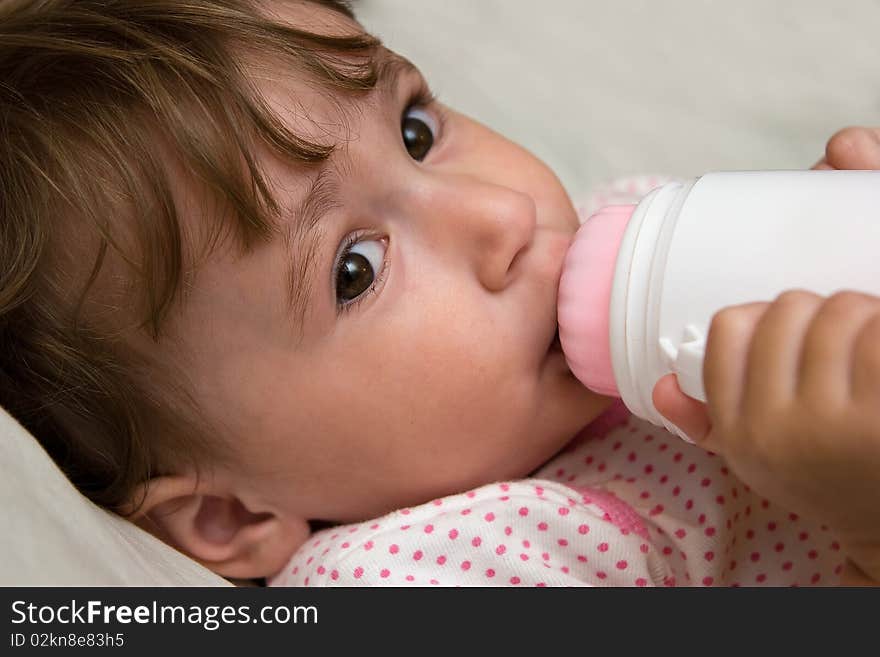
left=557, top=170, right=880, bottom=441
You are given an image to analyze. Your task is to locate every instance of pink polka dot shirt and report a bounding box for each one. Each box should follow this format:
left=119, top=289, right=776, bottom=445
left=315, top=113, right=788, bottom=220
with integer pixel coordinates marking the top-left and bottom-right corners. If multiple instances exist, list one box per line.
left=270, top=401, right=844, bottom=587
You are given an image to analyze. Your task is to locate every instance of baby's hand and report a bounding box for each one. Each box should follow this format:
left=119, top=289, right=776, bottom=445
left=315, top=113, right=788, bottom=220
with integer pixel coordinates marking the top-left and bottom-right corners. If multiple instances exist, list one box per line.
left=813, top=126, right=880, bottom=170
left=653, top=291, right=880, bottom=583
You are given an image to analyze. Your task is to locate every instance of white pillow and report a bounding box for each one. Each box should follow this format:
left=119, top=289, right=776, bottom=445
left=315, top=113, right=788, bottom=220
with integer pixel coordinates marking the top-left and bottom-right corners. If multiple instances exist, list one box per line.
left=0, top=406, right=227, bottom=586
left=4, top=0, right=880, bottom=585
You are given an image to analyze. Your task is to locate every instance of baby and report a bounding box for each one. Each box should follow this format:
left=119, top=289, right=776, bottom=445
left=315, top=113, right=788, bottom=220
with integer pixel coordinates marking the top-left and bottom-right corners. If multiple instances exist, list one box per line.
left=1, top=0, right=878, bottom=586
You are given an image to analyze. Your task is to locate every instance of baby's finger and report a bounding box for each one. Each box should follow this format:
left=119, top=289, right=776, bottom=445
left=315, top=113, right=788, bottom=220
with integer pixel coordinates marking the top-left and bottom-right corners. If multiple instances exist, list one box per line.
left=652, top=374, right=712, bottom=443
left=799, top=292, right=878, bottom=404
left=745, top=291, right=822, bottom=412
left=703, top=302, right=768, bottom=431
left=811, top=157, right=833, bottom=170
left=851, top=312, right=880, bottom=402
left=825, top=126, right=880, bottom=170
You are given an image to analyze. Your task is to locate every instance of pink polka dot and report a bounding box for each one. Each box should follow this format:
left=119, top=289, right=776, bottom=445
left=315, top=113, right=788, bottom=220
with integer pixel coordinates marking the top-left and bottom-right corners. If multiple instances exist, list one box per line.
left=424, top=524, right=434, bottom=534
left=640, top=544, right=649, bottom=554
left=304, top=577, right=309, bottom=586
left=406, top=575, right=415, bottom=582
left=746, top=529, right=755, bottom=540
left=542, top=552, right=550, bottom=561
left=715, top=495, right=725, bottom=505
left=701, top=478, right=711, bottom=487
left=380, top=569, right=390, bottom=578
left=628, top=451, right=637, bottom=462
left=522, top=539, right=531, bottom=548
left=364, top=540, right=374, bottom=551
left=558, top=539, right=568, bottom=547
left=461, top=509, right=472, bottom=516
left=799, top=531, right=809, bottom=541
left=750, top=552, right=761, bottom=562
left=317, top=566, right=326, bottom=575
left=389, top=544, right=399, bottom=554
left=687, top=464, right=697, bottom=473
left=774, top=542, right=784, bottom=553
left=561, top=566, right=570, bottom=574
left=500, top=483, right=510, bottom=492
left=685, top=500, right=694, bottom=510
left=413, top=550, right=423, bottom=561
left=674, top=529, right=687, bottom=539
left=520, top=553, right=529, bottom=561
left=811, top=573, right=821, bottom=583
left=430, top=579, right=439, bottom=585
left=635, top=578, right=647, bottom=586
left=616, top=560, right=628, bottom=570
left=485, top=569, right=495, bottom=578
left=596, top=571, right=607, bottom=579
left=558, top=507, right=570, bottom=516
left=578, top=524, right=590, bottom=535
left=831, top=541, right=841, bottom=552
left=353, top=567, right=364, bottom=579
left=644, top=464, right=654, bottom=474
left=448, top=529, right=459, bottom=540
left=577, top=555, right=588, bottom=563
left=702, top=576, right=714, bottom=586
left=662, top=546, right=673, bottom=556
left=705, top=527, right=716, bottom=537
left=306, top=556, right=314, bottom=565
left=808, top=550, right=818, bottom=560
left=672, top=486, right=681, bottom=497
left=537, top=522, right=548, bottom=531
left=518, top=506, right=529, bottom=516
left=767, top=521, right=777, bottom=531
left=598, top=542, right=609, bottom=552
left=782, top=561, right=793, bottom=571
left=432, top=499, right=442, bottom=506
left=535, top=582, right=547, bottom=587
left=756, top=573, right=767, bottom=583
left=471, top=536, right=482, bottom=547
left=510, top=576, right=521, bottom=585
left=331, top=569, right=339, bottom=581
left=436, top=555, right=447, bottom=565
left=484, top=512, right=495, bottom=522
left=341, top=542, right=350, bottom=549
left=704, top=551, right=715, bottom=562
left=496, top=545, right=507, bottom=555
left=461, top=561, right=471, bottom=571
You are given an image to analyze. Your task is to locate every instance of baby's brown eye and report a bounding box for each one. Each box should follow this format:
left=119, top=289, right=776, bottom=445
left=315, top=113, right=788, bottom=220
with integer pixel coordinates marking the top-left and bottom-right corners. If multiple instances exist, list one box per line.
left=401, top=107, right=437, bottom=161
left=335, top=239, right=386, bottom=305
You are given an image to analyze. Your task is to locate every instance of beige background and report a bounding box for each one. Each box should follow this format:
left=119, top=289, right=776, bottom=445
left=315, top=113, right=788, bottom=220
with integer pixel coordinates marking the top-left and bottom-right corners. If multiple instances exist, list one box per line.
left=358, top=0, right=880, bottom=197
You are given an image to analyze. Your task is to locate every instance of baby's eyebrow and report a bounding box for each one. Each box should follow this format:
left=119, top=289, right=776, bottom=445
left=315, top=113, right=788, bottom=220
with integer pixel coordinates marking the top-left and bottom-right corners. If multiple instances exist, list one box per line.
left=283, top=167, right=339, bottom=334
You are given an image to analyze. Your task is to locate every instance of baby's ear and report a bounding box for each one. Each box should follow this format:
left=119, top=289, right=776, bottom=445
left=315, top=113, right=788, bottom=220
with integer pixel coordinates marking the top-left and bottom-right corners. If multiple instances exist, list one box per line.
left=126, top=475, right=310, bottom=580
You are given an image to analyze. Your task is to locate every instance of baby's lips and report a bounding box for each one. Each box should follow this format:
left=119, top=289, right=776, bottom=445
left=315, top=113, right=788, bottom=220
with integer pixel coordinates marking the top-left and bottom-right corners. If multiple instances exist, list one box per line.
left=557, top=205, right=635, bottom=397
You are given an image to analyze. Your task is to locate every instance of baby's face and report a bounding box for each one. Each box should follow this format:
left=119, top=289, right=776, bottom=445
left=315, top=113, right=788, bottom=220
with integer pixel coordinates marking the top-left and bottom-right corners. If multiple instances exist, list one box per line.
left=158, top=4, right=611, bottom=523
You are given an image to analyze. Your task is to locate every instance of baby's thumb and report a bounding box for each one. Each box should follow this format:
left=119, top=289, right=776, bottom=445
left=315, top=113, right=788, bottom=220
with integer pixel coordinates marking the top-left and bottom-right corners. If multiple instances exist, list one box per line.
left=652, top=374, right=712, bottom=444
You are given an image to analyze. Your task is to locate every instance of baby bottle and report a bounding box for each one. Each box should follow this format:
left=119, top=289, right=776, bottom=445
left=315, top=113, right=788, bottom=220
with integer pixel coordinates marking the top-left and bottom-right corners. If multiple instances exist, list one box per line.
left=557, top=170, right=880, bottom=441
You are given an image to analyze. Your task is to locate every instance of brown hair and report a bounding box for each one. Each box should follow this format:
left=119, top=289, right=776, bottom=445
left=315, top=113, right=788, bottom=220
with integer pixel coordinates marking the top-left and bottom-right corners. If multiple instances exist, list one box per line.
left=0, top=0, right=382, bottom=511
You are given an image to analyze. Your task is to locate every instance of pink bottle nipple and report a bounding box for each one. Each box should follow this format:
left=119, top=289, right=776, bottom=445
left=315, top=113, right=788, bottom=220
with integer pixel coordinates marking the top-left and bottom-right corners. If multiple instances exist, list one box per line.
left=557, top=205, right=635, bottom=397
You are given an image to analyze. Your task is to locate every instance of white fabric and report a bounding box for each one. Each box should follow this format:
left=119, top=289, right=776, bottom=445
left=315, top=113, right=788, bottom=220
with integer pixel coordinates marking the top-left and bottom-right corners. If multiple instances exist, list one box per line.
left=0, top=406, right=228, bottom=586
left=4, top=0, right=879, bottom=586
